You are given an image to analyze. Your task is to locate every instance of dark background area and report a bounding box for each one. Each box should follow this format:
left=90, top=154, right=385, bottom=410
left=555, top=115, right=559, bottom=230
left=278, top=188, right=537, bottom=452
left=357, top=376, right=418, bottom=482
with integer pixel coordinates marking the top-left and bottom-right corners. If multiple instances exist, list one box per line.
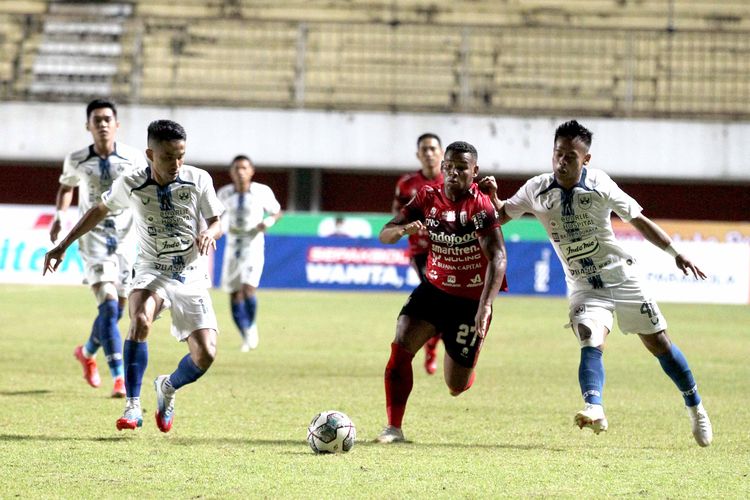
left=2, top=162, right=747, bottom=221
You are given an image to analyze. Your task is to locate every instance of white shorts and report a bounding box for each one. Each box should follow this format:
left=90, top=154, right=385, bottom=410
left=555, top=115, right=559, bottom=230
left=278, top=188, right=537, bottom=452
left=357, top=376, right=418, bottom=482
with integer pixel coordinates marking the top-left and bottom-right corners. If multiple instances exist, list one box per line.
left=568, top=278, right=668, bottom=338
left=83, top=252, right=133, bottom=298
left=221, top=241, right=265, bottom=291
left=130, top=270, right=218, bottom=341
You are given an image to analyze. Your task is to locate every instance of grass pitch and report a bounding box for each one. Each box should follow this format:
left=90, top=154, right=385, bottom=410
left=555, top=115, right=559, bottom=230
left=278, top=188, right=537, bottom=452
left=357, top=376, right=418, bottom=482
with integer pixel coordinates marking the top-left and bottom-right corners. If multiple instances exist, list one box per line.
left=0, top=284, right=748, bottom=498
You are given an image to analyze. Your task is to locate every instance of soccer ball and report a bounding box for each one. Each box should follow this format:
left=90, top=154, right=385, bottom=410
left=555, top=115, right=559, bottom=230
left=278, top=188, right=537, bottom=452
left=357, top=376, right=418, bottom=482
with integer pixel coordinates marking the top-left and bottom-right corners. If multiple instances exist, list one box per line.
left=307, top=410, right=356, bottom=453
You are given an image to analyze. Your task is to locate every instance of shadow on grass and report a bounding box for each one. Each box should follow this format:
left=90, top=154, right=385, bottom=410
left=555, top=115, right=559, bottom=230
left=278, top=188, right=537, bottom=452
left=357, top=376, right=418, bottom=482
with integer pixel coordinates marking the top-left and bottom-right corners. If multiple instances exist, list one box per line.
left=0, top=433, right=569, bottom=452
left=0, top=390, right=52, bottom=396
left=354, top=440, right=568, bottom=452
left=0, top=433, right=125, bottom=442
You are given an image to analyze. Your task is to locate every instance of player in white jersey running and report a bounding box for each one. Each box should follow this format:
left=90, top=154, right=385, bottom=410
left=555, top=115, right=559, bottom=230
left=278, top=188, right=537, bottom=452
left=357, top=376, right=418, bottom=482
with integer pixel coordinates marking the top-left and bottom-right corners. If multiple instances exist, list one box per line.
left=480, top=120, right=712, bottom=447
left=49, top=98, right=148, bottom=398
left=44, top=120, right=224, bottom=433
left=217, top=155, right=282, bottom=351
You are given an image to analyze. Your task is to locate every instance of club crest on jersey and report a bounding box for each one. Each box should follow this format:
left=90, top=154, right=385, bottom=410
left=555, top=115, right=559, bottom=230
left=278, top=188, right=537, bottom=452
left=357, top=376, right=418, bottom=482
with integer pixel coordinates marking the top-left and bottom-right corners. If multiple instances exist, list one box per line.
left=577, top=193, right=592, bottom=209
left=429, top=207, right=438, bottom=217
left=178, top=189, right=190, bottom=201
left=442, top=211, right=456, bottom=222
left=574, top=304, right=586, bottom=315
left=460, top=211, right=468, bottom=225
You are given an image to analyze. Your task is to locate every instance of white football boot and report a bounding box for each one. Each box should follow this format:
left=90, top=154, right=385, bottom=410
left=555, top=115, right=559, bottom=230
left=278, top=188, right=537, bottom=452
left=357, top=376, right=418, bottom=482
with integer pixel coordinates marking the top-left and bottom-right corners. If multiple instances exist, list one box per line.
left=574, top=403, right=608, bottom=434
left=686, top=402, right=713, bottom=447
left=242, top=324, right=259, bottom=351
left=374, top=425, right=405, bottom=443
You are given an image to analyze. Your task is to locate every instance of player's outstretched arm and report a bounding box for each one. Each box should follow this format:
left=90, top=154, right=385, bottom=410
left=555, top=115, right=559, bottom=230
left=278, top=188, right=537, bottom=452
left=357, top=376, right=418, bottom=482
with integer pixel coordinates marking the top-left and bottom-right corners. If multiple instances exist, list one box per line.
left=197, top=216, right=223, bottom=255
left=49, top=184, right=75, bottom=243
left=475, top=228, right=508, bottom=339
left=44, top=202, right=111, bottom=275
left=379, top=213, right=425, bottom=244
left=257, top=210, right=283, bottom=233
left=629, top=214, right=707, bottom=280
left=478, top=176, right=511, bottom=224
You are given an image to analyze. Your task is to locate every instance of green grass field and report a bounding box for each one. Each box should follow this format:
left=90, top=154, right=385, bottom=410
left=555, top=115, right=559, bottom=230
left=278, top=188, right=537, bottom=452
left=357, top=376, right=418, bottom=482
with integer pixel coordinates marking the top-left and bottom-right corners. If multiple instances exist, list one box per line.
left=1, top=284, right=748, bottom=498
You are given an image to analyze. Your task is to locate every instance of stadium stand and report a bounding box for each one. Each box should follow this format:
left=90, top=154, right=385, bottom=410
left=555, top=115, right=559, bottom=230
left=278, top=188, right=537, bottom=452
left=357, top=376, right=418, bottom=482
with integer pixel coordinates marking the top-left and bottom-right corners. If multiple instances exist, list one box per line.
left=0, top=0, right=748, bottom=119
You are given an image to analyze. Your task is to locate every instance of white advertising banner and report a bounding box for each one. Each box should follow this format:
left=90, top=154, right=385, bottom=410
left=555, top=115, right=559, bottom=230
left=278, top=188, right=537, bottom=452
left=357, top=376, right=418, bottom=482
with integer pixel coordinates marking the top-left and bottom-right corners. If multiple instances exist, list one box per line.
left=0, top=204, right=85, bottom=285
left=1, top=204, right=748, bottom=304
left=620, top=240, right=750, bottom=305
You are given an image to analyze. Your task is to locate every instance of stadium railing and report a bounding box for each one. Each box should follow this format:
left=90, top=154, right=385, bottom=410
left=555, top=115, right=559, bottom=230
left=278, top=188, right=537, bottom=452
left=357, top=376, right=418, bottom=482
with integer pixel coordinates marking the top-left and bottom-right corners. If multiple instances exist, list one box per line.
left=0, top=1, right=748, bottom=120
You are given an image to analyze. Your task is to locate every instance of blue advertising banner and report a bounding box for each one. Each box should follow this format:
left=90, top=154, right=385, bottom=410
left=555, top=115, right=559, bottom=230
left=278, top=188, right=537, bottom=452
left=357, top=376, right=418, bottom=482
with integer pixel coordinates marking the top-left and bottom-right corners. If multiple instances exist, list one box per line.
left=214, top=235, right=567, bottom=296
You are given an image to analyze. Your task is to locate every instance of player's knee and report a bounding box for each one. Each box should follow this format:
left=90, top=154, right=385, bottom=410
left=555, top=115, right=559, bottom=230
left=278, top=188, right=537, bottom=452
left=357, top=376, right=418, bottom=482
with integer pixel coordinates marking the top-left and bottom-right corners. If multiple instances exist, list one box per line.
left=94, top=282, right=118, bottom=304
left=447, top=370, right=475, bottom=397
left=129, top=311, right=152, bottom=340
left=193, top=344, right=216, bottom=370
left=191, top=331, right=217, bottom=369
left=573, top=319, right=605, bottom=348
left=449, top=386, right=466, bottom=397
left=640, top=330, right=670, bottom=356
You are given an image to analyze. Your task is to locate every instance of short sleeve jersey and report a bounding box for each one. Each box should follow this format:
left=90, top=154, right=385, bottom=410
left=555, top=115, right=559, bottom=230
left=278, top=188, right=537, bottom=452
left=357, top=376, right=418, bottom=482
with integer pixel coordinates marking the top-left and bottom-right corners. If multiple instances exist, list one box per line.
left=503, top=168, right=643, bottom=290
left=59, top=142, right=148, bottom=258
left=102, top=165, right=225, bottom=281
left=216, top=181, right=281, bottom=249
left=394, top=171, right=443, bottom=257
left=402, top=183, right=503, bottom=300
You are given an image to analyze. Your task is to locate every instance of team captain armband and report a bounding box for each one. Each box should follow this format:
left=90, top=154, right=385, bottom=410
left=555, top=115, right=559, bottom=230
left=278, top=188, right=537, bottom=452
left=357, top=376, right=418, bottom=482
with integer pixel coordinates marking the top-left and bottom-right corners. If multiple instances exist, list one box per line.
left=664, top=243, right=681, bottom=258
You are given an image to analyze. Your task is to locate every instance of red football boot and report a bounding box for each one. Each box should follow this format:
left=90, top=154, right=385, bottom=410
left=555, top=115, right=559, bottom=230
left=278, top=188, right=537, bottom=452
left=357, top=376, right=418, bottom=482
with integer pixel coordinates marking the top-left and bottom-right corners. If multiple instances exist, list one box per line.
left=111, top=377, right=126, bottom=398
left=423, top=336, right=439, bottom=375
left=73, top=345, right=101, bottom=388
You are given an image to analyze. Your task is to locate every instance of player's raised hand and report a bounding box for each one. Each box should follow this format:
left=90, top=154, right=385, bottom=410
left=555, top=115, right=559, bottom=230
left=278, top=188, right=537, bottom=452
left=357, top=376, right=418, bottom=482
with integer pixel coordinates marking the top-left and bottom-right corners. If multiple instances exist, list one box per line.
left=478, top=176, right=498, bottom=196
left=43, top=245, right=66, bottom=275
left=675, top=254, right=707, bottom=280
left=196, top=231, right=217, bottom=255
left=402, top=220, right=425, bottom=236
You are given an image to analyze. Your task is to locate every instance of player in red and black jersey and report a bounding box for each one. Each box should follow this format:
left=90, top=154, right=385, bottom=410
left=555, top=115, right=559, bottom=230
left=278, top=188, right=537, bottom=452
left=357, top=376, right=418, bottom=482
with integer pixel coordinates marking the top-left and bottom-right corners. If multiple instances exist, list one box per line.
left=392, top=133, right=444, bottom=375
left=375, top=141, right=508, bottom=443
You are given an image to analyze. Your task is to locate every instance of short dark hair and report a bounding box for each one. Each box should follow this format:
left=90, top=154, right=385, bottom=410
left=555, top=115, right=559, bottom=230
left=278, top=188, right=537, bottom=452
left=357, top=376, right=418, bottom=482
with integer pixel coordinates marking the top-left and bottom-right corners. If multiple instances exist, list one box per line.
left=231, top=154, right=253, bottom=165
left=147, top=120, right=186, bottom=144
left=86, top=98, right=117, bottom=119
left=445, top=141, right=477, bottom=161
left=554, top=120, right=593, bottom=149
left=417, top=133, right=441, bottom=147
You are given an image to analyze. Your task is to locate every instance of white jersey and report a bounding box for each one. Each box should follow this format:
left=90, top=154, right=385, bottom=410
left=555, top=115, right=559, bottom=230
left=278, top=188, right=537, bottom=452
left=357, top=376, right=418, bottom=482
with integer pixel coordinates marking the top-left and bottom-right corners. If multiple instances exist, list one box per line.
left=217, top=182, right=281, bottom=249
left=504, top=168, right=643, bottom=291
left=60, top=142, right=147, bottom=259
left=102, top=164, right=225, bottom=285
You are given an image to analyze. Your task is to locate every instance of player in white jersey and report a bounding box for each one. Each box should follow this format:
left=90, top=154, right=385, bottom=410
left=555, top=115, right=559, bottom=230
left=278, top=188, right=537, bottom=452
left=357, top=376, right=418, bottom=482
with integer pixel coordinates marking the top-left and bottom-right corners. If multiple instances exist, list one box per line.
left=217, top=155, right=282, bottom=351
left=44, top=120, right=224, bottom=433
left=49, top=98, right=148, bottom=398
left=480, top=120, right=713, bottom=447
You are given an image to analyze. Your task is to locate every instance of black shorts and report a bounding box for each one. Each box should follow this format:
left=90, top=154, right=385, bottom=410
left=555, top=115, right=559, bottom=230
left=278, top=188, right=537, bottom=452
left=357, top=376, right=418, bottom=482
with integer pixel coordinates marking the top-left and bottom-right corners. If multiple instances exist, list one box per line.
left=399, top=281, right=490, bottom=368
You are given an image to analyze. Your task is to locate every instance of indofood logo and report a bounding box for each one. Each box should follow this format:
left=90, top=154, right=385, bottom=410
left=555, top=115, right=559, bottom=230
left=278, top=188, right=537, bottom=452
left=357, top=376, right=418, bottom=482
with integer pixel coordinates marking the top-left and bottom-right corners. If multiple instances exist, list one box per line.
left=560, top=236, right=599, bottom=263
left=429, top=231, right=478, bottom=247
